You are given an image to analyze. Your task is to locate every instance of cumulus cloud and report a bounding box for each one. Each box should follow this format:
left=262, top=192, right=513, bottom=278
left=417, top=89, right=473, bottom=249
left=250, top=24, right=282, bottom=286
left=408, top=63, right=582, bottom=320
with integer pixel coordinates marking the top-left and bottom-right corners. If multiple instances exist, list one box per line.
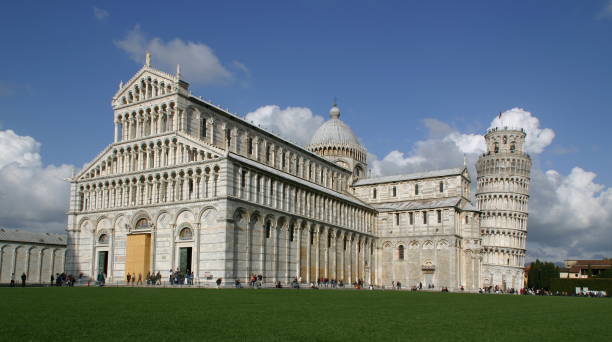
left=115, top=25, right=235, bottom=85
left=489, top=107, right=555, bottom=154
left=0, top=130, right=74, bottom=233
left=244, top=105, right=325, bottom=146
left=528, top=167, right=612, bottom=260
left=93, top=7, right=109, bottom=21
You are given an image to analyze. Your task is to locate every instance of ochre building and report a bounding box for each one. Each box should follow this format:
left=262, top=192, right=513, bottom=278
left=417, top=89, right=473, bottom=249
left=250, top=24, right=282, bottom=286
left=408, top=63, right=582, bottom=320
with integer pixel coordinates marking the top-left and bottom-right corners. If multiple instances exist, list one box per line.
left=66, top=56, right=530, bottom=290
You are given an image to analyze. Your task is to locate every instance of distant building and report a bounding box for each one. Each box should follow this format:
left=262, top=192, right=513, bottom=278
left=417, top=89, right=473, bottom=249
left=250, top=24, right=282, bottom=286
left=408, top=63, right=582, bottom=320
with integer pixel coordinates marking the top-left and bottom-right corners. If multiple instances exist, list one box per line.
left=560, top=259, right=612, bottom=279
left=0, top=228, right=67, bottom=284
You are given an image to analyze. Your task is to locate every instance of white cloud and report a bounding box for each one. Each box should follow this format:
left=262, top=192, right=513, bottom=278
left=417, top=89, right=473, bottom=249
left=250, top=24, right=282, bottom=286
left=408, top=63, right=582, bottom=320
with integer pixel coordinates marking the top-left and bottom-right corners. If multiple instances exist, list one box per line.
left=528, top=166, right=612, bottom=261
left=489, top=107, right=555, bottom=154
left=244, top=105, right=325, bottom=146
left=115, top=26, right=235, bottom=85
left=93, top=7, right=109, bottom=21
left=0, top=130, right=74, bottom=233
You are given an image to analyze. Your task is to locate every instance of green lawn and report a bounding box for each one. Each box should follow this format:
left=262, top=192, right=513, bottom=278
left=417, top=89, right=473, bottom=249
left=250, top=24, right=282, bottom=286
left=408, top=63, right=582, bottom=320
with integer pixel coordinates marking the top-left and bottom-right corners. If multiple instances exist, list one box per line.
left=1, top=287, right=611, bottom=341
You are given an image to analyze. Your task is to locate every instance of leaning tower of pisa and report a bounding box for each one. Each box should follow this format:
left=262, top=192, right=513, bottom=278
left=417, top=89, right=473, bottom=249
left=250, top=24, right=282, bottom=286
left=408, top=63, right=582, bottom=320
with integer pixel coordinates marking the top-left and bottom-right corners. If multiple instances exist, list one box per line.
left=476, top=127, right=531, bottom=290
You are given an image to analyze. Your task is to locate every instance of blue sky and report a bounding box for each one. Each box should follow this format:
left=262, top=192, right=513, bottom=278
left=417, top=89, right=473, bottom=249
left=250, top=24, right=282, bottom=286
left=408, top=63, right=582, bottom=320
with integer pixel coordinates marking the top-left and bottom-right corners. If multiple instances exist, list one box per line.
left=1, top=0, right=612, bottom=260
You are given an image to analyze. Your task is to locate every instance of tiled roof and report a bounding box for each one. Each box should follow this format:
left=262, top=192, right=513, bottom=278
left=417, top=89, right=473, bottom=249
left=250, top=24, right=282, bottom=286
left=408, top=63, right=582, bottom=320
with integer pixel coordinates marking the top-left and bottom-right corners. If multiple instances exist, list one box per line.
left=0, top=227, right=66, bottom=246
left=354, top=167, right=466, bottom=186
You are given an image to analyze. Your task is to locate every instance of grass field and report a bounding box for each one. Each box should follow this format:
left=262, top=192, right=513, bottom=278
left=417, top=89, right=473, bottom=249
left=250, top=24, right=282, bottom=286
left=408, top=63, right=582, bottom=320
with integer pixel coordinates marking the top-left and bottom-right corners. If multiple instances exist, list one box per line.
left=1, top=287, right=611, bottom=341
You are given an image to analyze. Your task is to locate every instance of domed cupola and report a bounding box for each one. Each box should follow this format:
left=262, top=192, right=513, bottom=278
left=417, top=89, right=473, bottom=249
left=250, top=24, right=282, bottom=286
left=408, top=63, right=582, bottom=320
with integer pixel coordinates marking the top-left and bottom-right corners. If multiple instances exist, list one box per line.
left=307, top=102, right=368, bottom=182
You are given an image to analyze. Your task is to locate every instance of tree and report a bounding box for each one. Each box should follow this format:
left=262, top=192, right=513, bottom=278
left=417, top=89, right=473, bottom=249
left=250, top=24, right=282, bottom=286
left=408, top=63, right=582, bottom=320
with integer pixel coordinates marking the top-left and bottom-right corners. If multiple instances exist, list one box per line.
left=527, top=260, right=560, bottom=290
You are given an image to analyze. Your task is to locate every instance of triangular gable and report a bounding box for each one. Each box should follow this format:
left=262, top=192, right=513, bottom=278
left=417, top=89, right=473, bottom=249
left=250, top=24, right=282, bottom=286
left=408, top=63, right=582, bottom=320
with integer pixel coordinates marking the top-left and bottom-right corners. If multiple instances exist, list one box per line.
left=112, top=65, right=179, bottom=108
left=75, top=132, right=224, bottom=182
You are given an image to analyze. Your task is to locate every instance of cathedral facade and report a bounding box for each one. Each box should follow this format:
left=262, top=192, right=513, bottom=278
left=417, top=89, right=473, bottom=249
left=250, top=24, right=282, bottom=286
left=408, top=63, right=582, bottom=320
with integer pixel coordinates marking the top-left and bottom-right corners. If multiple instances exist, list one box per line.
left=65, top=57, right=529, bottom=290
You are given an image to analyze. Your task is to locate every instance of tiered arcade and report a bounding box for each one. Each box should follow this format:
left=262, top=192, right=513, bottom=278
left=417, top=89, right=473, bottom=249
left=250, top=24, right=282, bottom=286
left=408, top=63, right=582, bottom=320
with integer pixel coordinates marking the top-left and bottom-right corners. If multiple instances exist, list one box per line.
left=476, top=127, right=531, bottom=290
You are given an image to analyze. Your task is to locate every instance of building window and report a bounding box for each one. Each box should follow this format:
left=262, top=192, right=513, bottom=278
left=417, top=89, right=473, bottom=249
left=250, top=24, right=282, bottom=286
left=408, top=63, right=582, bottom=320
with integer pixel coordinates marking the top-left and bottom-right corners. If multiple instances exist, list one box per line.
left=409, top=212, right=414, bottom=225
left=226, top=128, right=232, bottom=147
left=310, top=230, right=314, bottom=245
left=392, top=186, right=397, bottom=197
left=282, top=153, right=286, bottom=169
left=241, top=170, right=246, bottom=188
left=372, top=188, right=377, bottom=199
left=465, top=216, right=469, bottom=224
left=510, top=143, right=516, bottom=153
left=503, top=136, right=507, bottom=144
left=289, top=226, right=294, bottom=242
left=266, top=145, right=271, bottom=162
left=398, top=245, right=404, bottom=260
left=439, top=181, right=444, bottom=193
left=200, top=118, right=206, bottom=138
left=395, top=213, right=400, bottom=226
left=265, top=221, right=271, bottom=239
left=98, top=234, right=109, bottom=244
left=327, top=233, right=331, bottom=248
left=135, top=218, right=149, bottom=230
left=423, top=212, right=427, bottom=224
left=343, top=237, right=347, bottom=250
left=415, top=184, right=419, bottom=195
left=179, top=227, right=193, bottom=240
left=247, top=137, right=253, bottom=155
left=494, top=142, right=499, bottom=153
left=437, top=210, right=442, bottom=224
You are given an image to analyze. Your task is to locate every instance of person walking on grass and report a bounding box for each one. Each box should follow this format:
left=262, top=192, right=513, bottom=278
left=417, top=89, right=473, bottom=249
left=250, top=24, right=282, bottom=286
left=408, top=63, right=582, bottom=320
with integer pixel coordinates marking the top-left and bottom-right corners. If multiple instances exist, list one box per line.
left=127, top=272, right=131, bottom=285
left=21, top=273, right=27, bottom=287
left=137, top=273, right=142, bottom=285
left=216, top=277, right=222, bottom=289
left=131, top=272, right=136, bottom=285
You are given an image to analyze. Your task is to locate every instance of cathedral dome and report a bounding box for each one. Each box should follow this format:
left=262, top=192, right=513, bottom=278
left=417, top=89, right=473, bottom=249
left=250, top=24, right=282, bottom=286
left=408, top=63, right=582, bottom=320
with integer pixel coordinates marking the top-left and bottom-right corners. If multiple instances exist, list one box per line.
left=308, top=104, right=363, bottom=149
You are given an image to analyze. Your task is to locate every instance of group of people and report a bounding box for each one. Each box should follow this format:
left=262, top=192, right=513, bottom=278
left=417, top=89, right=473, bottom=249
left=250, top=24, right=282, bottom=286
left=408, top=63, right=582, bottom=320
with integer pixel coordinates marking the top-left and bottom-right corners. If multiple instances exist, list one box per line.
left=169, top=269, right=195, bottom=285
left=8, top=272, right=76, bottom=287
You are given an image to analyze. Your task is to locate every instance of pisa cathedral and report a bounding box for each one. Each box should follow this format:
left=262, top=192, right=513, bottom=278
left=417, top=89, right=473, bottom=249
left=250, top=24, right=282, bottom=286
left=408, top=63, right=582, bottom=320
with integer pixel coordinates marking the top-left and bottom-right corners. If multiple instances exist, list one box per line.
left=65, top=55, right=530, bottom=290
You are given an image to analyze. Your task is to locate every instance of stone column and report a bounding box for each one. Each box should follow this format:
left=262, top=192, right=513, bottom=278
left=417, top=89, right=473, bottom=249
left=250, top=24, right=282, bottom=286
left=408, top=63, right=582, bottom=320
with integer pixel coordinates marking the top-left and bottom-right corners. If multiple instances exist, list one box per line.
left=246, top=218, right=252, bottom=281
left=25, top=247, right=32, bottom=280
left=285, top=224, right=290, bottom=284
left=194, top=223, right=200, bottom=282
left=114, top=120, right=119, bottom=143
left=272, top=221, right=279, bottom=283
left=306, top=226, right=311, bottom=284
left=347, top=235, right=352, bottom=284
left=315, top=225, right=320, bottom=283
left=38, top=249, right=44, bottom=283
left=169, top=224, right=176, bottom=272
left=108, top=229, right=115, bottom=282
left=339, top=231, right=345, bottom=283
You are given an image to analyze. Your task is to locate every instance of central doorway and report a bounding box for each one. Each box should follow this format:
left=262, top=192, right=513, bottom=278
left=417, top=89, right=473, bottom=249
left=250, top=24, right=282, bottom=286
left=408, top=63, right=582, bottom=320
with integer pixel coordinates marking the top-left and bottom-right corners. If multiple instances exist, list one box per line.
left=97, top=251, right=108, bottom=275
left=179, top=247, right=192, bottom=273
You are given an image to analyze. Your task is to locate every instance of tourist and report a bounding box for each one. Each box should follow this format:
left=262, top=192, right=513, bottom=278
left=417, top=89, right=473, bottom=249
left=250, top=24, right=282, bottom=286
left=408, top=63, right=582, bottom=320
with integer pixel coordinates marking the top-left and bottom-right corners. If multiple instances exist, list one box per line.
left=131, top=272, right=136, bottom=285
left=97, top=272, right=105, bottom=286
left=127, top=273, right=131, bottom=284
left=21, top=272, right=27, bottom=287
left=137, top=273, right=142, bottom=285
left=10, top=273, right=15, bottom=287
left=50, top=274, right=54, bottom=287
left=216, top=277, right=222, bottom=288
